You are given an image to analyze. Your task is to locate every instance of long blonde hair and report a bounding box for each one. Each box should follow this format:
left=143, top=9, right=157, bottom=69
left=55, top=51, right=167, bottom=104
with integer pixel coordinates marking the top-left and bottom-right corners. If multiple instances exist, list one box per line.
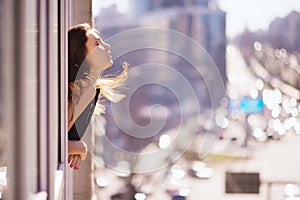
left=94, top=62, right=128, bottom=114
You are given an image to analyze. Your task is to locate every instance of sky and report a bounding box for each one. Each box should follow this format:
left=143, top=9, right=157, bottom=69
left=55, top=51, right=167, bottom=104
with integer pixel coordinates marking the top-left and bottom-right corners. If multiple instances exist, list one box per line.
left=93, top=0, right=300, bottom=38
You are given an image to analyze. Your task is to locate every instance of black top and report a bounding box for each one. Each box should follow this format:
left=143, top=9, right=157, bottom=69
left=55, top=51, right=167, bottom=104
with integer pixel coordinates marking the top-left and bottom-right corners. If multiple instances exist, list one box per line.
left=68, top=88, right=100, bottom=140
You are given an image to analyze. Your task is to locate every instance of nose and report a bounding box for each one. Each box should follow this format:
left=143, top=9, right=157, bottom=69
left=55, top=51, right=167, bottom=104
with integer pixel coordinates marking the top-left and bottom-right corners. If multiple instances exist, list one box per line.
left=103, top=42, right=110, bottom=51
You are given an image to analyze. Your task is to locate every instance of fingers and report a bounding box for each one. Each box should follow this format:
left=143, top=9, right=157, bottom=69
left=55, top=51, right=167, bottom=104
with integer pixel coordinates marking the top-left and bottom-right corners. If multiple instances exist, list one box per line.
left=68, top=140, right=88, bottom=170
left=68, top=155, right=73, bottom=164
left=72, top=155, right=81, bottom=170
left=68, top=154, right=75, bottom=168
left=74, top=158, right=81, bottom=170
left=68, top=155, right=81, bottom=170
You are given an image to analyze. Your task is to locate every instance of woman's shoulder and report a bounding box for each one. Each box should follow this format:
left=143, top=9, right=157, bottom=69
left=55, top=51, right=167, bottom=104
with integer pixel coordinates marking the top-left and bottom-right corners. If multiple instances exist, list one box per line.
left=69, top=79, right=96, bottom=103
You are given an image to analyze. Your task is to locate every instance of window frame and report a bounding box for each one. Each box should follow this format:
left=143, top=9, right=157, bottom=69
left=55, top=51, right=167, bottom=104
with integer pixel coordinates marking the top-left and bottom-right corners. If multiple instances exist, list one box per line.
left=2, top=0, right=71, bottom=199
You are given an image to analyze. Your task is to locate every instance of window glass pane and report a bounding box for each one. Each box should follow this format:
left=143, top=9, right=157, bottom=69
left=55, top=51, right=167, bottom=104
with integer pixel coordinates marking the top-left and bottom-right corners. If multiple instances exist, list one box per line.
left=0, top=29, right=4, bottom=166
left=0, top=0, right=7, bottom=197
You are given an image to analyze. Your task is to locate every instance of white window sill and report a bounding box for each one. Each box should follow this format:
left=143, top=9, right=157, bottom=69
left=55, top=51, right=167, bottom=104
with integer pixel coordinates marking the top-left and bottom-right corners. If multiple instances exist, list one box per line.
left=0, top=166, right=7, bottom=199
left=55, top=164, right=64, bottom=200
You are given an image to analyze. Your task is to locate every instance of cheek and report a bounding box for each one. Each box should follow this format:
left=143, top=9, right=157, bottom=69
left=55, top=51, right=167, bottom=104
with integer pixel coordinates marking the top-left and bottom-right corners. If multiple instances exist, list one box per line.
left=85, top=44, right=93, bottom=55
left=97, top=47, right=107, bottom=57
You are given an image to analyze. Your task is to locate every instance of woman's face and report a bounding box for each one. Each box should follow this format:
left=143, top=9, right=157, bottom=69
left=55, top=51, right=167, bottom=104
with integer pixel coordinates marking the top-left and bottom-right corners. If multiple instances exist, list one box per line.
left=85, top=29, right=113, bottom=69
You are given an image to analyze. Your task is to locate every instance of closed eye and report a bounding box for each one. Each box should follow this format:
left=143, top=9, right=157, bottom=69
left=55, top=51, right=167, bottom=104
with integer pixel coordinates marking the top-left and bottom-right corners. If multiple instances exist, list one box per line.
left=96, top=38, right=102, bottom=46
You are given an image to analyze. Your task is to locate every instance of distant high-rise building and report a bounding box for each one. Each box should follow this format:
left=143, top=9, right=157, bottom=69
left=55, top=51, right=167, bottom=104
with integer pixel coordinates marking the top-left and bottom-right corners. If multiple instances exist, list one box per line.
left=167, top=7, right=227, bottom=87
left=127, top=0, right=211, bottom=14
left=127, top=0, right=152, bottom=14
left=197, top=0, right=209, bottom=6
left=160, top=0, right=185, bottom=8
left=269, top=11, right=300, bottom=52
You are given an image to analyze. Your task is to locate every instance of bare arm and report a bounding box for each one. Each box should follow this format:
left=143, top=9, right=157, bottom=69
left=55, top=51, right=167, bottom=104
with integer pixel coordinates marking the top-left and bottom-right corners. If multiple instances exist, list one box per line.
left=67, top=71, right=100, bottom=170
left=67, top=47, right=106, bottom=169
left=68, top=80, right=96, bottom=131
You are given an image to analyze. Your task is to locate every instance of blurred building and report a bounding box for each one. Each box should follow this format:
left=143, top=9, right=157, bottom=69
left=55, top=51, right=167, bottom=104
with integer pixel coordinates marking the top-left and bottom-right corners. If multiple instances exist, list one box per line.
left=269, top=11, right=300, bottom=52
left=127, top=0, right=210, bottom=13
left=95, top=0, right=227, bottom=105
left=94, top=0, right=226, bottom=158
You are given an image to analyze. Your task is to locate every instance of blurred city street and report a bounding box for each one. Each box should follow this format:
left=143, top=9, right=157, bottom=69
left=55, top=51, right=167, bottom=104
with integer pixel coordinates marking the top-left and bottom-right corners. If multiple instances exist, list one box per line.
left=93, top=46, right=300, bottom=200
left=94, top=131, right=300, bottom=200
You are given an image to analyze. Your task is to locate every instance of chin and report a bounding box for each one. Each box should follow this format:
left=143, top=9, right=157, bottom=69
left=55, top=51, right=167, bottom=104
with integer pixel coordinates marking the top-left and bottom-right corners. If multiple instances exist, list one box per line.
left=107, top=60, right=113, bottom=68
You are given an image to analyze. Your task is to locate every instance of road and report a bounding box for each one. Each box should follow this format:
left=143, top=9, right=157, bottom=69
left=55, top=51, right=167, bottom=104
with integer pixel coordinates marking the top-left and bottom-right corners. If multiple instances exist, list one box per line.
left=94, top=132, right=300, bottom=200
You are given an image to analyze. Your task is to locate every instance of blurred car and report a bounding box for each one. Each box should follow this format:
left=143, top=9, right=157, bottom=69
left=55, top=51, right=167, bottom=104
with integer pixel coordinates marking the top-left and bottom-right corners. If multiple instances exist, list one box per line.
left=188, top=161, right=214, bottom=179
left=172, top=195, right=186, bottom=200
left=283, top=184, right=300, bottom=200
left=166, top=187, right=189, bottom=200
